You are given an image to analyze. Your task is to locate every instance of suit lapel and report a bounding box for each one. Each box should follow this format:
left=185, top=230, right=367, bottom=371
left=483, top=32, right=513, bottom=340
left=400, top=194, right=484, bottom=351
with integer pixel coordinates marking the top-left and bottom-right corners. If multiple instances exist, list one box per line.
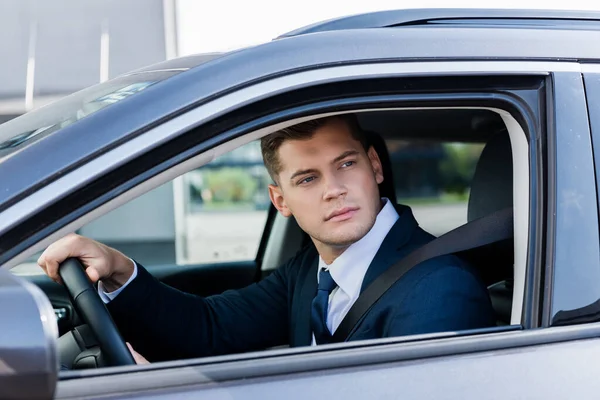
left=360, top=204, right=419, bottom=292
left=293, top=253, right=319, bottom=347
left=293, top=204, right=420, bottom=345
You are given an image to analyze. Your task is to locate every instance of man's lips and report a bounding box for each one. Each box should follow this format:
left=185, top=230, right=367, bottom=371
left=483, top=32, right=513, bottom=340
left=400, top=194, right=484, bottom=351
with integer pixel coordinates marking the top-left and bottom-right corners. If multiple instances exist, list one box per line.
left=325, top=207, right=359, bottom=222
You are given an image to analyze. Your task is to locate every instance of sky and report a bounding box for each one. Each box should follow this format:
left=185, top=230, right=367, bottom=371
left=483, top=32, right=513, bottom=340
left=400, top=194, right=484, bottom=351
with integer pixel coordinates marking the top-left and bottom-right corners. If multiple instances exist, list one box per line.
left=175, top=0, right=600, bottom=55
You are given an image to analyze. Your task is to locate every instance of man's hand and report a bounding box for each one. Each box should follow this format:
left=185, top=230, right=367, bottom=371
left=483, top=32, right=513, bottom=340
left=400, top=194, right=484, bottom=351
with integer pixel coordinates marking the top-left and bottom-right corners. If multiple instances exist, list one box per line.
left=37, top=233, right=134, bottom=292
left=127, top=343, right=150, bottom=365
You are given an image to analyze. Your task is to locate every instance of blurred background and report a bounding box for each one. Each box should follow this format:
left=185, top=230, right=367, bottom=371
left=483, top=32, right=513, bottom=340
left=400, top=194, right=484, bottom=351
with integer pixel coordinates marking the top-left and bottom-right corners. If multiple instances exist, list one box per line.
left=3, top=0, right=599, bottom=122
left=2, top=0, right=598, bottom=272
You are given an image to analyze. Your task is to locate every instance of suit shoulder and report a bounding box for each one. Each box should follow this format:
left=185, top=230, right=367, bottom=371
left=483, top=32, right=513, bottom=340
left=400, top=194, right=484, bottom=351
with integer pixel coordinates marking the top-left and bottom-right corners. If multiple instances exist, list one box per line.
left=407, top=254, right=487, bottom=296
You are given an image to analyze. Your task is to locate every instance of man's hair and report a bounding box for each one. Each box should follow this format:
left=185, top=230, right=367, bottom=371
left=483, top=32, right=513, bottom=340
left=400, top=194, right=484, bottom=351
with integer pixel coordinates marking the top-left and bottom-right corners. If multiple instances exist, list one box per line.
left=260, top=114, right=370, bottom=184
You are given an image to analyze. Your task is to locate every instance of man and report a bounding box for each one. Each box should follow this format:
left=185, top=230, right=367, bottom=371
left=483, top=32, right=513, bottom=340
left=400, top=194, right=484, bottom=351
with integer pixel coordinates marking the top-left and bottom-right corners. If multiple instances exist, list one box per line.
left=39, top=114, right=495, bottom=363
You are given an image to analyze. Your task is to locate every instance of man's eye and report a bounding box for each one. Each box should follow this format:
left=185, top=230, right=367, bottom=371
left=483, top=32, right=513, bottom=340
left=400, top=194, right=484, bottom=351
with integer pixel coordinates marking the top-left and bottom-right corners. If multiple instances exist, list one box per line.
left=341, top=161, right=355, bottom=168
left=299, top=176, right=315, bottom=185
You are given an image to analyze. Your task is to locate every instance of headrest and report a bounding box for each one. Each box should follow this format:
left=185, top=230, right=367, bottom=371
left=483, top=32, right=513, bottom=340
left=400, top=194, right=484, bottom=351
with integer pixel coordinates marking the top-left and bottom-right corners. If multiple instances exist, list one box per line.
left=367, top=130, right=397, bottom=204
left=468, top=133, right=513, bottom=222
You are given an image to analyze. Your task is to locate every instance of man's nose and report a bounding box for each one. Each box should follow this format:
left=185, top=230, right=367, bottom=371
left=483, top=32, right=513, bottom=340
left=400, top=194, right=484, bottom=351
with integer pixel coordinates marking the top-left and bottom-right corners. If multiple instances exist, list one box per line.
left=322, top=176, right=347, bottom=200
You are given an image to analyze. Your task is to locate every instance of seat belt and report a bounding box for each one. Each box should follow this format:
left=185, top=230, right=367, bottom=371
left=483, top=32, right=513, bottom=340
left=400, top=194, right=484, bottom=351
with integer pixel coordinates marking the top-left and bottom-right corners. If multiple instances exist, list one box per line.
left=331, top=207, right=514, bottom=343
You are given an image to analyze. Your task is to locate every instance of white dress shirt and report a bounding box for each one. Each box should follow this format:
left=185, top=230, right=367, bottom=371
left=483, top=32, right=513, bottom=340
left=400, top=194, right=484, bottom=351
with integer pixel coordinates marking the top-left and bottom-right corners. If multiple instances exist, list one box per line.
left=99, top=198, right=400, bottom=345
left=98, top=259, right=138, bottom=303
left=311, top=198, right=398, bottom=345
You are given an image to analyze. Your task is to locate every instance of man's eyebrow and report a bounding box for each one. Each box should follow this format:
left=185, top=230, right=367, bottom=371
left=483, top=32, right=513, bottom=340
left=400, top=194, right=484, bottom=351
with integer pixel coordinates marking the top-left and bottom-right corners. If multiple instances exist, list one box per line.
left=288, top=151, right=359, bottom=181
left=332, top=150, right=359, bottom=164
left=290, top=168, right=318, bottom=181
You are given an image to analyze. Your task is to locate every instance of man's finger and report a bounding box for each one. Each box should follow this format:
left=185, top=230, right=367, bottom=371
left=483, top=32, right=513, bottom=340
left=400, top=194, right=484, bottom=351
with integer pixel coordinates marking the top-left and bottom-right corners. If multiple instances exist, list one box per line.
left=38, top=234, right=87, bottom=284
left=37, top=254, right=46, bottom=271
left=45, top=259, right=62, bottom=284
left=85, top=266, right=101, bottom=284
left=39, top=241, right=73, bottom=279
left=126, top=342, right=150, bottom=365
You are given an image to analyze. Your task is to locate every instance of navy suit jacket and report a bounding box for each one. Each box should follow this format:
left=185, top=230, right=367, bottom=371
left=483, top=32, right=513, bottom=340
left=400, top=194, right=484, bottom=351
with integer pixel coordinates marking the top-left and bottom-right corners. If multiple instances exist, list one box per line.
left=107, top=205, right=496, bottom=362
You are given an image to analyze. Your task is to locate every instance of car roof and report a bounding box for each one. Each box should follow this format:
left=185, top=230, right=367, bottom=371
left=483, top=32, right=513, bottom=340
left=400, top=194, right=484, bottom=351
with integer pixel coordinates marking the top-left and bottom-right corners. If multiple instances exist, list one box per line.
left=120, top=52, right=226, bottom=76
left=278, top=8, right=600, bottom=38
left=2, top=8, right=600, bottom=211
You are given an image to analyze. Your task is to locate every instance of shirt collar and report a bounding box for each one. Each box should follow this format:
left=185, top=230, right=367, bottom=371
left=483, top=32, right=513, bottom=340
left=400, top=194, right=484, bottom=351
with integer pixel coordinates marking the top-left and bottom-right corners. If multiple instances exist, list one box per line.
left=318, top=198, right=399, bottom=300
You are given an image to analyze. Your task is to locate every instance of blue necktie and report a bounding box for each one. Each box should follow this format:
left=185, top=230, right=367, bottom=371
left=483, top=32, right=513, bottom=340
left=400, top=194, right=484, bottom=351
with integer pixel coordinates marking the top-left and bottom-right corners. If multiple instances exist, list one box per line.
left=311, top=269, right=338, bottom=345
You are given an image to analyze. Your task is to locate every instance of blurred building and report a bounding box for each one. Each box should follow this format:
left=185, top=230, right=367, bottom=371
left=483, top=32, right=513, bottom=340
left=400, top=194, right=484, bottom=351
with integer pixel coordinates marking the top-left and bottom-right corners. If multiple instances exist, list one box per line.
left=0, top=0, right=178, bottom=266
left=0, top=0, right=176, bottom=124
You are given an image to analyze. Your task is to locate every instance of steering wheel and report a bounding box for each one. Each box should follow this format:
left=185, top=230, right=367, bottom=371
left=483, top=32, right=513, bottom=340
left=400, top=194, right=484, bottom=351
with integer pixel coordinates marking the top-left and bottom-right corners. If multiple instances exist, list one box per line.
left=58, top=258, right=135, bottom=366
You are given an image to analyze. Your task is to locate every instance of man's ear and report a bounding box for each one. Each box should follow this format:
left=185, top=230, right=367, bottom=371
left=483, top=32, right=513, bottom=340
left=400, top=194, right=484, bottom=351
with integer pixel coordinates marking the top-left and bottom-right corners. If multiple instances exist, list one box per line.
left=268, top=183, right=292, bottom=217
left=367, top=146, right=384, bottom=185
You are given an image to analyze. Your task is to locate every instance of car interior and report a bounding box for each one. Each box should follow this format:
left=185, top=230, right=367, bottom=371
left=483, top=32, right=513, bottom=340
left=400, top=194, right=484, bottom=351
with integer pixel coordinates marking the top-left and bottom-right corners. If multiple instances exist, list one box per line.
left=263, top=110, right=517, bottom=324
left=13, top=107, right=524, bottom=369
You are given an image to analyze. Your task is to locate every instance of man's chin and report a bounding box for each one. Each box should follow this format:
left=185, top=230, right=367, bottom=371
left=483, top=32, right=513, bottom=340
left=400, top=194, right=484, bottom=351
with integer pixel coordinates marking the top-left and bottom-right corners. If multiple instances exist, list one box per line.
left=321, top=226, right=371, bottom=247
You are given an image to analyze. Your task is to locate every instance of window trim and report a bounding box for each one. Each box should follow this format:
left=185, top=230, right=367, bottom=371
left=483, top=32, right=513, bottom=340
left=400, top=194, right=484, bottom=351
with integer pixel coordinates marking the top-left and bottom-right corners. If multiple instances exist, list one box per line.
left=205, top=106, right=532, bottom=327
left=3, top=93, right=541, bottom=328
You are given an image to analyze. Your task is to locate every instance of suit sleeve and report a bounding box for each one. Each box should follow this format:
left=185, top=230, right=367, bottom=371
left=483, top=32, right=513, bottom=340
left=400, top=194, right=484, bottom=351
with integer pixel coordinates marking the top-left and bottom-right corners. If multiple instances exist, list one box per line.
left=106, top=253, right=302, bottom=362
left=386, top=260, right=496, bottom=336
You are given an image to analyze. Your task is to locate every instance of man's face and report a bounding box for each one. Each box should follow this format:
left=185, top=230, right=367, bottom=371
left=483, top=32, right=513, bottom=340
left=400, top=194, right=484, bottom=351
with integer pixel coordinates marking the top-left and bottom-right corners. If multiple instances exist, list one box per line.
left=268, top=119, right=384, bottom=251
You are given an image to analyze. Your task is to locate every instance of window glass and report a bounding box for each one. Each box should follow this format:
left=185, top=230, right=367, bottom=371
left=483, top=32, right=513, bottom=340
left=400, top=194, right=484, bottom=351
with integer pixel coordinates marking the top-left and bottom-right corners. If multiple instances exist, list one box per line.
left=10, top=141, right=270, bottom=275
left=0, top=70, right=181, bottom=161
left=386, top=139, right=485, bottom=236
left=174, top=141, right=271, bottom=265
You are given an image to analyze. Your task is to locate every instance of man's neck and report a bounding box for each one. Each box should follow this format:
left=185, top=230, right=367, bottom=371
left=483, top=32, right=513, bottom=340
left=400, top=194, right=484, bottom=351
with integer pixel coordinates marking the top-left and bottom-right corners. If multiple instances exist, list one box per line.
left=316, top=243, right=350, bottom=265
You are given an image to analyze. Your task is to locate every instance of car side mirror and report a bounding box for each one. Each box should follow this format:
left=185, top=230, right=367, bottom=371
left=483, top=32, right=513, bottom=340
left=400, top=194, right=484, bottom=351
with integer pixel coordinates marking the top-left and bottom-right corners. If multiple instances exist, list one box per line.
left=0, top=269, right=58, bottom=400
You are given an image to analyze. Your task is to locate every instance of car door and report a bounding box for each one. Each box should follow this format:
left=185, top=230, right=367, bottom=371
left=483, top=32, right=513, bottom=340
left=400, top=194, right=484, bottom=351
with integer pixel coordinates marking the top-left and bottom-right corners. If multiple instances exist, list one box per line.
left=46, top=60, right=600, bottom=399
